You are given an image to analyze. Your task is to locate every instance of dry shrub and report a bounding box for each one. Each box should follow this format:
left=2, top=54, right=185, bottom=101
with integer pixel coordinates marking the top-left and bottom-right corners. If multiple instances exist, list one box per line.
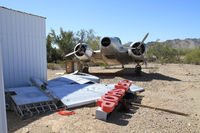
left=47, top=63, right=65, bottom=70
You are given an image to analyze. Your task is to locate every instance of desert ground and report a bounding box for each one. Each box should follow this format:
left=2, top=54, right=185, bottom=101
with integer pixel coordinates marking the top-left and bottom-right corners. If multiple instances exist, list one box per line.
left=7, top=63, right=200, bottom=133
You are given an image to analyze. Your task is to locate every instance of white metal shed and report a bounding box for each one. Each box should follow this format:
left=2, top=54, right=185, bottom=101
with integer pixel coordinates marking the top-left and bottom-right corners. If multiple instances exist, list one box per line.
left=0, top=6, right=47, bottom=89
left=0, top=42, right=7, bottom=133
left=0, top=6, right=47, bottom=132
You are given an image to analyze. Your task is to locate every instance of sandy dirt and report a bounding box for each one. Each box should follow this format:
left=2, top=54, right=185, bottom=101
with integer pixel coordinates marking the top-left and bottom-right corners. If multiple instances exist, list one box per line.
left=7, top=63, right=200, bottom=133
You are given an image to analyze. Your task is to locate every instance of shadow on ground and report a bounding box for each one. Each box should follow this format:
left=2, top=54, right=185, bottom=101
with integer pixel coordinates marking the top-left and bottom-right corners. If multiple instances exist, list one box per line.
left=126, top=72, right=181, bottom=81
left=7, top=95, right=142, bottom=131
left=7, top=111, right=56, bottom=133
left=95, top=68, right=181, bottom=82
left=106, top=94, right=143, bottom=126
left=104, top=66, right=158, bottom=70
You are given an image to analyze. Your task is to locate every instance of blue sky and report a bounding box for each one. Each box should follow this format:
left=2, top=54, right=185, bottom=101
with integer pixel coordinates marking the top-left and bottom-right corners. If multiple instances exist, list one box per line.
left=1, top=0, right=200, bottom=43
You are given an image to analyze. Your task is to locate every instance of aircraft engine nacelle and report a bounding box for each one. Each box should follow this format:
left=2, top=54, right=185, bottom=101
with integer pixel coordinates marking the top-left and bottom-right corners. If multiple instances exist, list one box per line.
left=74, top=43, right=93, bottom=61
left=101, top=37, right=122, bottom=47
left=101, top=37, right=122, bottom=54
left=128, top=42, right=146, bottom=61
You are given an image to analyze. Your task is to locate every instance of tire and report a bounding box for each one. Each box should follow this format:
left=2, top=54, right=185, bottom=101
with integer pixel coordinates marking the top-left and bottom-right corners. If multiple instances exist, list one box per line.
left=82, top=67, right=89, bottom=73
left=135, top=65, right=141, bottom=75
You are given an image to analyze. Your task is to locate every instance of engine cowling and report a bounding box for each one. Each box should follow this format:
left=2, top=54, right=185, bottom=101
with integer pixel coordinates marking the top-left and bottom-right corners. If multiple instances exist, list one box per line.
left=128, top=42, right=146, bottom=61
left=101, top=37, right=122, bottom=55
left=101, top=37, right=122, bottom=47
left=74, top=43, right=93, bottom=61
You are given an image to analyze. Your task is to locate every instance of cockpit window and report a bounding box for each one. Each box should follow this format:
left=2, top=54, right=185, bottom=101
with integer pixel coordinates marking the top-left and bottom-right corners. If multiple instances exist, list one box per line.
left=115, top=37, right=122, bottom=44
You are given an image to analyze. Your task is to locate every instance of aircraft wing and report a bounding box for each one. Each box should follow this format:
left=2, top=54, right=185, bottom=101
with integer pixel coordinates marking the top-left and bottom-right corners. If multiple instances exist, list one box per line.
left=91, top=50, right=105, bottom=64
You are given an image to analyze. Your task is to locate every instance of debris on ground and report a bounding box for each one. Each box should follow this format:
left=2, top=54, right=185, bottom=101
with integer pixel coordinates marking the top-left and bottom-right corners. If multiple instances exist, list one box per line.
left=130, top=102, right=189, bottom=116
left=5, top=72, right=144, bottom=119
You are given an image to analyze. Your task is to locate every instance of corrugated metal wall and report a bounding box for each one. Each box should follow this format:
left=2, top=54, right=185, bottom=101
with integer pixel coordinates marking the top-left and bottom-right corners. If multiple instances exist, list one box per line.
left=0, top=42, right=7, bottom=133
left=0, top=7, right=47, bottom=88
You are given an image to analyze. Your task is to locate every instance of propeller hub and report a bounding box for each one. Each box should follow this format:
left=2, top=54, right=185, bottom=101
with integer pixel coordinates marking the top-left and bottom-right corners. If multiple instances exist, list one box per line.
left=131, top=42, right=145, bottom=56
left=74, top=44, right=86, bottom=56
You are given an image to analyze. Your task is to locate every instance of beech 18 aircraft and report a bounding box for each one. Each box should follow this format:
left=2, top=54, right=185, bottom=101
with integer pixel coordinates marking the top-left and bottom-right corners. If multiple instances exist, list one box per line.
left=65, top=33, right=149, bottom=74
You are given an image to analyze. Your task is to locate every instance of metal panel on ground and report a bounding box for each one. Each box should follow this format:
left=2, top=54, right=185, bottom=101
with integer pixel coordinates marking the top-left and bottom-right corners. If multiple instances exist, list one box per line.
left=7, top=73, right=144, bottom=118
left=0, top=42, right=7, bottom=133
left=0, top=6, right=47, bottom=88
left=46, top=72, right=100, bottom=86
left=47, top=76, right=144, bottom=108
left=7, top=86, right=52, bottom=105
left=6, top=86, right=59, bottom=118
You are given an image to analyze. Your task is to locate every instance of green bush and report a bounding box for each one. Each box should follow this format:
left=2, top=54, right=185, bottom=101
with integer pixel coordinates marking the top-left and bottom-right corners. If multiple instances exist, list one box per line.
left=177, top=48, right=192, bottom=56
left=47, top=28, right=100, bottom=63
left=146, top=41, right=195, bottom=64
left=146, top=42, right=181, bottom=63
left=184, top=47, right=200, bottom=65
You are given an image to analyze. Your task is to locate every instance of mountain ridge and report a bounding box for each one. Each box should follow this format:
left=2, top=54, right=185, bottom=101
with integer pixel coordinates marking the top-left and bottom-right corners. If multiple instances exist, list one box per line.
left=147, top=38, right=200, bottom=49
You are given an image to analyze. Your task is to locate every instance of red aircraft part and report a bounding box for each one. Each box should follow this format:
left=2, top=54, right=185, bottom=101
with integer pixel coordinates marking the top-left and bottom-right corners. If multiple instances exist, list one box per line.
left=97, top=99, right=103, bottom=106
left=101, top=95, right=119, bottom=106
left=96, top=80, right=132, bottom=113
left=106, top=91, right=123, bottom=99
left=58, top=109, right=75, bottom=115
left=120, top=80, right=132, bottom=87
left=112, top=88, right=126, bottom=95
left=101, top=101, right=115, bottom=112
left=118, top=82, right=129, bottom=88
left=114, top=84, right=129, bottom=92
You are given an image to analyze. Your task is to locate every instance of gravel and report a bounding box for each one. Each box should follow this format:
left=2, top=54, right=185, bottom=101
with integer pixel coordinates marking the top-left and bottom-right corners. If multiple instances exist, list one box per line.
left=7, top=63, right=200, bottom=133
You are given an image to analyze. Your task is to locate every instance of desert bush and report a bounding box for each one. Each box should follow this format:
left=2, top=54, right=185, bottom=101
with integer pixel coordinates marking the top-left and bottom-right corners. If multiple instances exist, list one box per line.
left=177, top=48, right=192, bottom=56
left=184, top=47, right=200, bottom=65
left=146, top=42, right=181, bottom=63
left=57, top=60, right=66, bottom=68
left=47, top=28, right=100, bottom=63
left=47, top=63, right=65, bottom=70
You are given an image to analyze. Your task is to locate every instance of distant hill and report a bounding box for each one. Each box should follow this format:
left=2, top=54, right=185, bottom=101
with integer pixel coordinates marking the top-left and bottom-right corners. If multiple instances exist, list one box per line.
left=147, top=38, right=200, bottom=49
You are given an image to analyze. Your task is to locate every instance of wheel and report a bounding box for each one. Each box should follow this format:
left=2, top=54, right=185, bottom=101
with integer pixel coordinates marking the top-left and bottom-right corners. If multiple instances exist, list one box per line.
left=135, top=65, right=141, bottom=75
left=82, top=66, right=89, bottom=73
